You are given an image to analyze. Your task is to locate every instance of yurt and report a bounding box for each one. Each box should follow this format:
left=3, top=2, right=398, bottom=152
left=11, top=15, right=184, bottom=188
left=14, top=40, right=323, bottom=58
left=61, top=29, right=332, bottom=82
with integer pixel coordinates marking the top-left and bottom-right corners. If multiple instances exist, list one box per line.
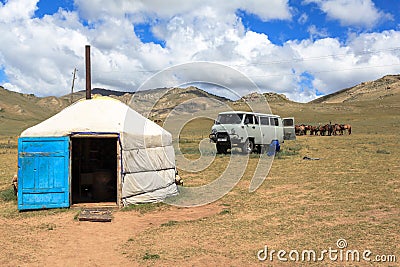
left=17, top=96, right=178, bottom=210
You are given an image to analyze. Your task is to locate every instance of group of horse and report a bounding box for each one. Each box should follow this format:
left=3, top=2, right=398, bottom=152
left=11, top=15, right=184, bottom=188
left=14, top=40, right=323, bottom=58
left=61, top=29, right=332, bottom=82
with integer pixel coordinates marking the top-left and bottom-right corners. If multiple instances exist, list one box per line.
left=295, top=122, right=352, bottom=136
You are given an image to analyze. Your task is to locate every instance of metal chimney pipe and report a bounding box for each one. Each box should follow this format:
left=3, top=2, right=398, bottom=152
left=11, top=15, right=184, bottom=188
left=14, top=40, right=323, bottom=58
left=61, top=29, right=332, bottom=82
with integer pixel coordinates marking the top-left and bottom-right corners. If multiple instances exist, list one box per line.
left=85, top=45, right=91, bottom=100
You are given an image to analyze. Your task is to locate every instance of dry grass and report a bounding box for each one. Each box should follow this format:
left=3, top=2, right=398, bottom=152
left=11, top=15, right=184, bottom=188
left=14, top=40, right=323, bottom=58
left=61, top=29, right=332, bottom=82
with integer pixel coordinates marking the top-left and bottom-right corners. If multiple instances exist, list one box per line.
left=122, top=99, right=400, bottom=266
left=123, top=132, right=399, bottom=266
left=0, top=97, right=399, bottom=266
left=0, top=136, right=19, bottom=216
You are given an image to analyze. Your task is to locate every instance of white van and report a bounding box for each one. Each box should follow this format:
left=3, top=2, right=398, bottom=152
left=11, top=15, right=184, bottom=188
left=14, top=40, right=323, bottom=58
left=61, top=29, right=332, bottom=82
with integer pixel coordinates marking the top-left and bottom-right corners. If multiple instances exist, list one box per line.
left=209, top=111, right=295, bottom=154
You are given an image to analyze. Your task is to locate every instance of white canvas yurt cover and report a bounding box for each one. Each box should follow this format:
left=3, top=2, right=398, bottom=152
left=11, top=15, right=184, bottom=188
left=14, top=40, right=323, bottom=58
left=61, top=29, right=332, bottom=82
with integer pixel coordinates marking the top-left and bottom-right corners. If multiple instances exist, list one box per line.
left=20, top=96, right=178, bottom=206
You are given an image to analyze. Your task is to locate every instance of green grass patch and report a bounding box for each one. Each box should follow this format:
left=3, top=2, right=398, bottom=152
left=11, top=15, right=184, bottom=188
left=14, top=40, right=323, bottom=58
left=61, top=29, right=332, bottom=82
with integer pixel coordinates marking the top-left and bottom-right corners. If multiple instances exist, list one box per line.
left=275, top=141, right=302, bottom=159
left=161, top=220, right=178, bottom=227
left=120, top=202, right=166, bottom=214
left=1, top=207, right=71, bottom=219
left=219, top=209, right=231, bottom=215
left=0, top=142, right=17, bottom=149
left=275, top=149, right=300, bottom=159
left=142, top=252, right=160, bottom=260
left=38, top=223, right=56, bottom=231
left=0, top=187, right=16, bottom=202
left=73, top=211, right=80, bottom=221
left=376, top=149, right=390, bottom=154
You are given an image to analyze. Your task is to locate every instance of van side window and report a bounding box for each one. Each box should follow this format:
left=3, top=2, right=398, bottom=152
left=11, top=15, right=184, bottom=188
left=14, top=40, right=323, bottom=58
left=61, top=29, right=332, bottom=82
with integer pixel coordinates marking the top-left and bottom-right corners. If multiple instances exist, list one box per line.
left=270, top=117, right=279, bottom=126
left=283, top=119, right=293, bottom=126
left=244, top=114, right=253, bottom=124
left=260, top=117, right=269, bottom=125
left=254, top=116, right=259, bottom=125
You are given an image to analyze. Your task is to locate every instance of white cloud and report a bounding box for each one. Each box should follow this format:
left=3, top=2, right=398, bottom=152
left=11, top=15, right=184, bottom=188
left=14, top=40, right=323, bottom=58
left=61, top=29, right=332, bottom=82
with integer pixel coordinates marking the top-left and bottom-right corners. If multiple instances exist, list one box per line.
left=0, top=2, right=90, bottom=95
left=286, top=30, right=400, bottom=97
left=307, top=25, right=329, bottom=41
left=304, top=0, right=393, bottom=28
left=0, top=0, right=399, bottom=103
left=298, top=13, right=308, bottom=24
left=0, top=0, right=38, bottom=22
left=74, top=0, right=292, bottom=22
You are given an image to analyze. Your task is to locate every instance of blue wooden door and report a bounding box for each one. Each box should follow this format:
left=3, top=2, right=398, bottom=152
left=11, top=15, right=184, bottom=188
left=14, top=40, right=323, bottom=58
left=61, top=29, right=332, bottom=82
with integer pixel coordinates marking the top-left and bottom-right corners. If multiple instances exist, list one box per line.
left=18, top=137, right=70, bottom=210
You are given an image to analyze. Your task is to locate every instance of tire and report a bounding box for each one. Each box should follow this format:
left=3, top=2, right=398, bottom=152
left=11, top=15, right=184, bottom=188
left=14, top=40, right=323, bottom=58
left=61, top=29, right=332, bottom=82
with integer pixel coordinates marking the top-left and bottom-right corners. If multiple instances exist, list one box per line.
left=242, top=139, right=254, bottom=154
left=216, top=143, right=228, bottom=154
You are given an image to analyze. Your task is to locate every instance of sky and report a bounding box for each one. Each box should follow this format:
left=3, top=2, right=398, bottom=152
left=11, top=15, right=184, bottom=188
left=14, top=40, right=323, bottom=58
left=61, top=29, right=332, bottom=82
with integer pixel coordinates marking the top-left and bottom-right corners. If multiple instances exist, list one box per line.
left=0, top=0, right=399, bottom=102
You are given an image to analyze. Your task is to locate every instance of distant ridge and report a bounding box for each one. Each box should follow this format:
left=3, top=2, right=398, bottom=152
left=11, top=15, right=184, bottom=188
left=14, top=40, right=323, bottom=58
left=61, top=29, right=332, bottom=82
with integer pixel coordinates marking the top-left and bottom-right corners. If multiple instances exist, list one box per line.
left=71, top=88, right=131, bottom=97
left=310, top=74, right=400, bottom=103
left=1, top=73, right=399, bottom=135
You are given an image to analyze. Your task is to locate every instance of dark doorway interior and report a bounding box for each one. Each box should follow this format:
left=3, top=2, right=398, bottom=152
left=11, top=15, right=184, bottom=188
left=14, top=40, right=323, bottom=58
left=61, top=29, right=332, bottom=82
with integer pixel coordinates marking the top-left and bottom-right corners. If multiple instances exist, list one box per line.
left=71, top=137, right=117, bottom=204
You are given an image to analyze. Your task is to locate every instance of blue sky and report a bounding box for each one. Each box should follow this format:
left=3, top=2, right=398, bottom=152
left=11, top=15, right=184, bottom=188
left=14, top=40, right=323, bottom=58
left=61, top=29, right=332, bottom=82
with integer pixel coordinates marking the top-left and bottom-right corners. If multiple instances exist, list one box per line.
left=0, top=0, right=399, bottom=102
left=34, top=0, right=73, bottom=18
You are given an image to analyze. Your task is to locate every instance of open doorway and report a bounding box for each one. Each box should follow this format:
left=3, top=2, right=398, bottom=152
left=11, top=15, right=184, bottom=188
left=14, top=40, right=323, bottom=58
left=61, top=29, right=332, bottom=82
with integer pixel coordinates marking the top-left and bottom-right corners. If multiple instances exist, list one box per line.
left=71, top=136, right=118, bottom=204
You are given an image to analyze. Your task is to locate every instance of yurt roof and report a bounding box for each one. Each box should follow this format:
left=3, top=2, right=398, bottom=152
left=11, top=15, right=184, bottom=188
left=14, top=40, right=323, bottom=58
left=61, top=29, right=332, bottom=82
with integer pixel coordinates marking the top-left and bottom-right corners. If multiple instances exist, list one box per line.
left=20, top=96, right=171, bottom=149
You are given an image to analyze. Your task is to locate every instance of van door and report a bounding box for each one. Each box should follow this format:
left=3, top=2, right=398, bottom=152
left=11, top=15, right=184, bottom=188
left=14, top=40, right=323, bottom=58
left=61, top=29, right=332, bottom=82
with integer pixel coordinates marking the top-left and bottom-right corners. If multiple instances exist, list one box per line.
left=244, top=114, right=261, bottom=144
left=282, top=117, right=296, bottom=140
left=259, top=116, right=270, bottom=145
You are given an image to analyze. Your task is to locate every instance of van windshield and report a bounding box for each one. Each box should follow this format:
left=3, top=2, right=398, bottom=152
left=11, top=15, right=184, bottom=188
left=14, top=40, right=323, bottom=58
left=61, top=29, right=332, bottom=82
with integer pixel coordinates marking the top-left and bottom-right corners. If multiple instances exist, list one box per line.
left=216, top=113, right=243, bottom=124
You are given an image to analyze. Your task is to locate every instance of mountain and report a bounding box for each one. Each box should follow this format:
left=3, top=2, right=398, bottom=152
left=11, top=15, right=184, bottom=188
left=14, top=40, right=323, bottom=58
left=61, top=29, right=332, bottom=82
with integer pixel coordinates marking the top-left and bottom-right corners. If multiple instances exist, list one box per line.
left=234, top=92, right=292, bottom=104
left=126, top=86, right=231, bottom=119
left=0, top=86, right=69, bottom=135
left=0, top=86, right=232, bottom=135
left=1, top=74, right=399, bottom=135
left=310, top=74, right=400, bottom=104
left=61, top=88, right=131, bottom=101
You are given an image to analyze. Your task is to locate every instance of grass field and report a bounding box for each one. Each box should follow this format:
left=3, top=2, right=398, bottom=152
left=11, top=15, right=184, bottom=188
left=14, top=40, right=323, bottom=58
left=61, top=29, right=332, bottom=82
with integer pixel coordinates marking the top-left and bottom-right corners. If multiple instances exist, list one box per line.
left=0, top=98, right=399, bottom=266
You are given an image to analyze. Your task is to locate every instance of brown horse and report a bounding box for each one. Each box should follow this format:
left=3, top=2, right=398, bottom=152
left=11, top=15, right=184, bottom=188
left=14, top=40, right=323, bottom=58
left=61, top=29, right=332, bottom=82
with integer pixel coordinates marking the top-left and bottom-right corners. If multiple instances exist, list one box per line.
left=295, top=125, right=301, bottom=135
left=333, top=124, right=343, bottom=135
left=309, top=125, right=318, bottom=135
left=295, top=124, right=306, bottom=135
left=341, top=124, right=352, bottom=135
left=304, top=125, right=312, bottom=135
left=300, top=124, right=306, bottom=135
left=318, top=124, right=327, bottom=136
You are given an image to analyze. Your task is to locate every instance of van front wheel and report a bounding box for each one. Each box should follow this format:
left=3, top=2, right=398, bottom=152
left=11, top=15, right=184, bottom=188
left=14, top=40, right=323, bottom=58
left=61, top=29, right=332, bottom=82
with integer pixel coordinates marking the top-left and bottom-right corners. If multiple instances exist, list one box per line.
left=216, top=143, right=229, bottom=154
left=242, top=139, right=254, bottom=154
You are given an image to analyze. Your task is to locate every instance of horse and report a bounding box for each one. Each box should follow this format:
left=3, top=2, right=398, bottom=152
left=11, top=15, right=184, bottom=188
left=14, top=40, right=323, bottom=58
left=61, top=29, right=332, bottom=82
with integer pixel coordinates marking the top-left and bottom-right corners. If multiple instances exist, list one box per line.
left=341, top=124, right=352, bottom=135
left=304, top=125, right=312, bottom=135
left=318, top=124, right=327, bottom=136
left=295, top=125, right=301, bottom=135
left=299, top=124, right=306, bottom=135
left=309, top=125, right=318, bottom=135
left=333, top=124, right=343, bottom=135
left=295, top=124, right=306, bottom=135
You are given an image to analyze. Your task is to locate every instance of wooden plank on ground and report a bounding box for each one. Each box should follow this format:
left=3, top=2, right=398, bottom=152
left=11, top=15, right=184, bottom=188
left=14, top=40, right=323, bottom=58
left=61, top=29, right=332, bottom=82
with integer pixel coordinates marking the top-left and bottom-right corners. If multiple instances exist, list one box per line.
left=78, top=208, right=113, bottom=222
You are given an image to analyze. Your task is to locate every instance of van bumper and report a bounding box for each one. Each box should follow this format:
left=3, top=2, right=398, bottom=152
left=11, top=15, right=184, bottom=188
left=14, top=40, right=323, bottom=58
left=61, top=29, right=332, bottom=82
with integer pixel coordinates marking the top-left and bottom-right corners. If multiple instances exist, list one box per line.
left=209, top=132, right=241, bottom=144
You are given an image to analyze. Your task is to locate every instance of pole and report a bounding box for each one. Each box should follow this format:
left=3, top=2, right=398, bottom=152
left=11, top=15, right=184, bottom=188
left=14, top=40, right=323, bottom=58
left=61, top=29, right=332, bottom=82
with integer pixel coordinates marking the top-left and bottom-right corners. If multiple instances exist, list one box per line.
left=70, top=67, right=77, bottom=104
left=85, top=45, right=91, bottom=100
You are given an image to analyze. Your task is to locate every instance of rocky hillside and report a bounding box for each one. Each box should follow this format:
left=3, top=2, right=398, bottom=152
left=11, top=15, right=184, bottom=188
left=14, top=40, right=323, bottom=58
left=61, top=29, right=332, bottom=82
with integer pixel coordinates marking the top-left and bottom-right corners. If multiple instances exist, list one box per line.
left=1, top=73, right=399, bottom=135
left=0, top=86, right=69, bottom=135
left=122, top=86, right=231, bottom=119
left=310, top=74, right=400, bottom=103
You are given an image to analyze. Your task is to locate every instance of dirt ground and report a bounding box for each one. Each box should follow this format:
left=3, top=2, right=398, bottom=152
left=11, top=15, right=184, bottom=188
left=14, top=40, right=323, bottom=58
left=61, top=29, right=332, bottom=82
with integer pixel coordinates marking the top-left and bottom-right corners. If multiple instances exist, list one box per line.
left=0, top=203, right=223, bottom=266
